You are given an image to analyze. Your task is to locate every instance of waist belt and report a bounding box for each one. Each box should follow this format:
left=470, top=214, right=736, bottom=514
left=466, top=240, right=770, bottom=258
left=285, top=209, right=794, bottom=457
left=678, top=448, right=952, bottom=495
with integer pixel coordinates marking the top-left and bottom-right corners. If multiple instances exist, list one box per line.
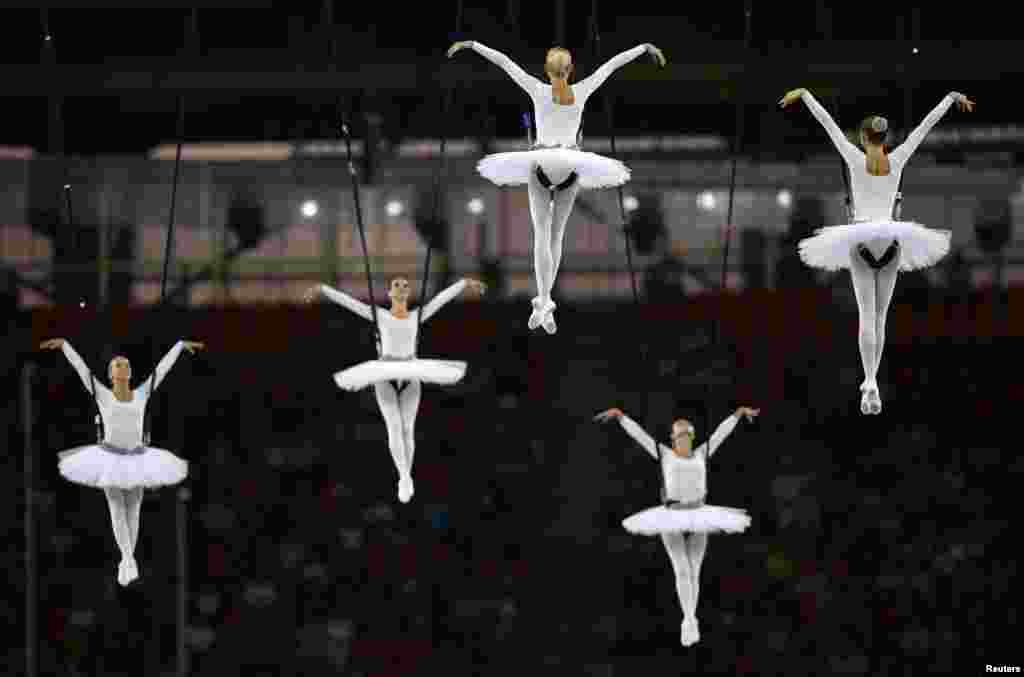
left=100, top=442, right=146, bottom=456
left=379, top=355, right=415, bottom=361
left=531, top=143, right=580, bottom=151
left=662, top=497, right=706, bottom=510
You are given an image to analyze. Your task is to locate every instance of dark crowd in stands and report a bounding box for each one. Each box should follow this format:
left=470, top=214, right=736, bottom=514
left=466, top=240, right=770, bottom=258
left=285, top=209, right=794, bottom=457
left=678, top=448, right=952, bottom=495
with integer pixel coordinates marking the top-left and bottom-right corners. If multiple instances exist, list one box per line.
left=1, top=281, right=1018, bottom=675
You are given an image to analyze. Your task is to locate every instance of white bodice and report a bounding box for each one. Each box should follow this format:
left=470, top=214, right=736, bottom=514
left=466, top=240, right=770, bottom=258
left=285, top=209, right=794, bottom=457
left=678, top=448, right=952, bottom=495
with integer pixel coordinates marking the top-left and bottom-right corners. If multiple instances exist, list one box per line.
left=468, top=42, right=647, bottom=148
left=99, top=394, right=149, bottom=449
left=532, top=90, right=586, bottom=146
left=800, top=90, right=956, bottom=223
left=659, top=445, right=708, bottom=502
left=375, top=310, right=421, bottom=359
left=318, top=279, right=467, bottom=358
left=619, top=414, right=739, bottom=503
left=62, top=340, right=185, bottom=449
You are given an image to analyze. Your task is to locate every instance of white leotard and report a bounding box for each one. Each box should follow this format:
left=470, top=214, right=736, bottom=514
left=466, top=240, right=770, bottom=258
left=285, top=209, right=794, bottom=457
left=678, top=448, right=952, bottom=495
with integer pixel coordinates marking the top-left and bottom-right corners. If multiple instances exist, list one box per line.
left=618, top=414, right=739, bottom=503
left=469, top=42, right=647, bottom=147
left=61, top=341, right=184, bottom=450
left=801, top=90, right=956, bottom=221
left=319, top=279, right=467, bottom=358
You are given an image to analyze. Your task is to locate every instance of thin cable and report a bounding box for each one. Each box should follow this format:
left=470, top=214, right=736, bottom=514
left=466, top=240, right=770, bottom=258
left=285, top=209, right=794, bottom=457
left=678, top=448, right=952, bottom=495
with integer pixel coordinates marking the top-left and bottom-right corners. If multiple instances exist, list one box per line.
left=144, top=92, right=186, bottom=424
left=708, top=0, right=753, bottom=458
left=417, top=0, right=465, bottom=350
left=341, top=119, right=383, bottom=353
left=588, top=0, right=664, bottom=496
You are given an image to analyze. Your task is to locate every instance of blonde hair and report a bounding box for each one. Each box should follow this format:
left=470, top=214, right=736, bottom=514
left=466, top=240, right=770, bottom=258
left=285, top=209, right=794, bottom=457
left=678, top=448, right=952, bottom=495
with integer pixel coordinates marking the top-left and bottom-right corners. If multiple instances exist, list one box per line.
left=545, top=48, right=572, bottom=77
left=545, top=47, right=574, bottom=104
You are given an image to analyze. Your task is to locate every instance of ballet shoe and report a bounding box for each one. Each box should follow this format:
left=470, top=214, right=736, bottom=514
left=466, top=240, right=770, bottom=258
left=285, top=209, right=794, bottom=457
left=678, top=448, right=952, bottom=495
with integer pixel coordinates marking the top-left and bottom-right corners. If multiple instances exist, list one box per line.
left=527, top=298, right=546, bottom=330
left=117, top=559, right=132, bottom=587
left=398, top=476, right=414, bottom=503
left=541, top=305, right=557, bottom=334
left=859, top=381, right=878, bottom=415
left=867, top=387, right=882, bottom=415
left=126, top=557, right=139, bottom=583
left=680, top=617, right=698, bottom=646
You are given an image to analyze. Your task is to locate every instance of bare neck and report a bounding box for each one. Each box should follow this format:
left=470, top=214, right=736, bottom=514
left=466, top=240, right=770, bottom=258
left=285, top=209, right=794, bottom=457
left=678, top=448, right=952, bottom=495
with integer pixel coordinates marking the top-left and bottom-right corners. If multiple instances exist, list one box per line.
left=389, top=301, right=410, bottom=319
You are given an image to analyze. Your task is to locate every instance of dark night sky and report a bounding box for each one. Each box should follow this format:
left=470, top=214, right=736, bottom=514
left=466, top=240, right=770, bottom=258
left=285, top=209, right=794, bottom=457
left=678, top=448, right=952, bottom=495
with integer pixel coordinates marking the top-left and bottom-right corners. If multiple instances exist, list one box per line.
left=0, top=2, right=1019, bottom=155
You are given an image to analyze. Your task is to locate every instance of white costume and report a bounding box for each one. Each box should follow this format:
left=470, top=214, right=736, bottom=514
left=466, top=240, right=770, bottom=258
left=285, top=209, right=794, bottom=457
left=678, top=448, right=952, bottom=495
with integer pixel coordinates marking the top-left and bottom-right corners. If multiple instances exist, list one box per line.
left=796, top=90, right=958, bottom=414
left=56, top=340, right=189, bottom=586
left=319, top=280, right=468, bottom=503
left=617, top=414, right=749, bottom=646
left=467, top=41, right=646, bottom=331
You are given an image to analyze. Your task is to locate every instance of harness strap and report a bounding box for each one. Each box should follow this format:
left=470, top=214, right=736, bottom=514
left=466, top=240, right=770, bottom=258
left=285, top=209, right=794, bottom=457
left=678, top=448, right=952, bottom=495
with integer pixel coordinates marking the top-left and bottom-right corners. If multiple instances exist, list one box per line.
left=858, top=240, right=900, bottom=270
left=663, top=497, right=706, bottom=510
left=534, top=165, right=579, bottom=194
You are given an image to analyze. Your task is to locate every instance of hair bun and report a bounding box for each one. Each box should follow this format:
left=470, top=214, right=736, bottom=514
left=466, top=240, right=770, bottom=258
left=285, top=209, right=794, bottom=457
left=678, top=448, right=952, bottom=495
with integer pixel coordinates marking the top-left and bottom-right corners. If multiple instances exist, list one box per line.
left=872, top=117, right=888, bottom=133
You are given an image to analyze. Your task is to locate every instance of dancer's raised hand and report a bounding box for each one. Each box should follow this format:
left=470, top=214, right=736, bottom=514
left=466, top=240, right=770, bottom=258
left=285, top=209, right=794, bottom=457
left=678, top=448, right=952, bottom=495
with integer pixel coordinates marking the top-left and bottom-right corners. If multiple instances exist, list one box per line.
left=594, top=408, right=624, bottom=423
left=39, top=338, right=65, bottom=350
left=464, top=278, right=487, bottom=295
left=645, top=44, right=666, bottom=67
left=303, top=285, right=322, bottom=304
left=952, top=92, right=975, bottom=112
left=182, top=341, right=205, bottom=354
left=447, top=41, right=473, bottom=58
left=735, top=406, right=760, bottom=422
left=778, top=88, right=806, bottom=108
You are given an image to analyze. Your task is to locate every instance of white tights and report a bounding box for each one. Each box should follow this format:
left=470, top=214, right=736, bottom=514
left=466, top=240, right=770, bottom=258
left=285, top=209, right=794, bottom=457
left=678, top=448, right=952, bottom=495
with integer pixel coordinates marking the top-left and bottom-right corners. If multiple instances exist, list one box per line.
left=662, top=531, right=709, bottom=623
left=849, top=242, right=900, bottom=390
left=527, top=166, right=579, bottom=306
left=104, top=487, right=143, bottom=562
left=373, top=380, right=421, bottom=480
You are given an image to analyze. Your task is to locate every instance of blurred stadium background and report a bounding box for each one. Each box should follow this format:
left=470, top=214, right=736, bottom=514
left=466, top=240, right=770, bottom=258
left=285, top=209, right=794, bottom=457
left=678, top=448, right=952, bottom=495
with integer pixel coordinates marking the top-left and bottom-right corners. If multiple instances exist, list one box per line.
left=2, top=2, right=1021, bottom=674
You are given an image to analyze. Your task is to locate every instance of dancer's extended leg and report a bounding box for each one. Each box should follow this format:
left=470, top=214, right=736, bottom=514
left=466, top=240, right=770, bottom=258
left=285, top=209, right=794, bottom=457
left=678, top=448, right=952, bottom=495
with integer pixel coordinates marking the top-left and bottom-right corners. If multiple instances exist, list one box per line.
left=870, top=251, right=900, bottom=413
left=849, top=251, right=878, bottom=414
left=684, top=533, right=709, bottom=642
left=397, top=381, right=421, bottom=501
left=527, top=169, right=555, bottom=328
left=374, top=383, right=411, bottom=501
left=541, top=181, right=580, bottom=334
left=125, top=487, right=143, bottom=552
left=662, top=532, right=696, bottom=646
left=104, top=488, right=133, bottom=585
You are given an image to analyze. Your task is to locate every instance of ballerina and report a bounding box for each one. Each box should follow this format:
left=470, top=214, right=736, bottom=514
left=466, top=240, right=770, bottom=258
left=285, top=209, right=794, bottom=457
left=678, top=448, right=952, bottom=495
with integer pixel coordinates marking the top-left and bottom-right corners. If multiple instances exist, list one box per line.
left=39, top=337, right=204, bottom=586
left=594, top=405, right=759, bottom=646
left=447, top=38, right=665, bottom=333
left=780, top=87, right=974, bottom=414
left=305, top=276, right=485, bottom=503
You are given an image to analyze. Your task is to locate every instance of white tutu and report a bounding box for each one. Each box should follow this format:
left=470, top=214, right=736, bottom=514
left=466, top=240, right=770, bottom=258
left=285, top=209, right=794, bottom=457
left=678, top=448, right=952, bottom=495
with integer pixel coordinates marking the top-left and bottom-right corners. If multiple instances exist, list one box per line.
left=334, top=358, right=467, bottom=392
left=477, top=147, right=630, bottom=190
left=798, top=219, right=951, bottom=272
left=57, top=444, right=188, bottom=489
left=622, top=504, right=751, bottom=535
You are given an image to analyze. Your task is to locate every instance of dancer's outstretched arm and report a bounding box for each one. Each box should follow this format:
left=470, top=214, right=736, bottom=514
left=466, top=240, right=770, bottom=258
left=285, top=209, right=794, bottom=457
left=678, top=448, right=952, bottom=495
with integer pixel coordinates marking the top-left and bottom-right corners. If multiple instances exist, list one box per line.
left=142, top=340, right=203, bottom=394
left=890, top=92, right=973, bottom=165
left=41, top=338, right=109, bottom=398
left=698, top=406, right=759, bottom=458
left=306, top=284, right=375, bottom=321
left=448, top=40, right=540, bottom=95
left=780, top=88, right=861, bottom=162
left=575, top=44, right=664, bottom=101
left=420, top=278, right=486, bottom=322
left=595, top=408, right=660, bottom=460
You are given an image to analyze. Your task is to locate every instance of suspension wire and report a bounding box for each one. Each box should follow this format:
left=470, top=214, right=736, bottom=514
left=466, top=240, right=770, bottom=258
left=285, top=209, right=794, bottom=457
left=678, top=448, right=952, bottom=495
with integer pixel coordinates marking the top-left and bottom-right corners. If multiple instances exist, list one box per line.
left=588, top=0, right=670, bottom=497
left=706, top=0, right=753, bottom=460
left=144, top=69, right=188, bottom=439
left=417, top=0, right=466, bottom=351
left=340, top=118, right=384, bottom=353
